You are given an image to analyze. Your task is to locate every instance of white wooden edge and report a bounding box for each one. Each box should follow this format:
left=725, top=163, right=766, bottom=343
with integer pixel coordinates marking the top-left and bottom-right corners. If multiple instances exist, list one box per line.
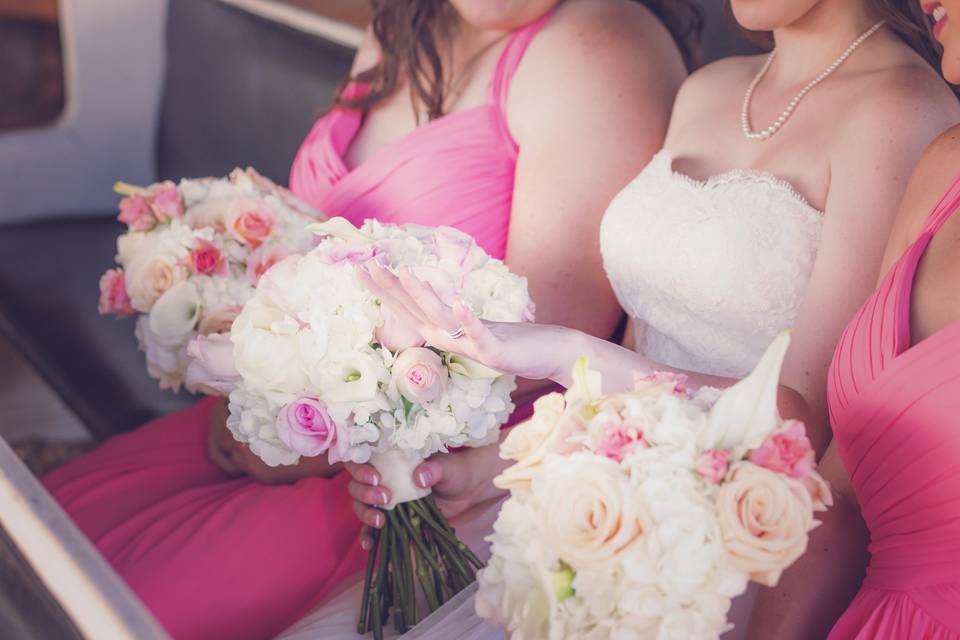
left=217, top=0, right=364, bottom=48
left=0, top=435, right=169, bottom=639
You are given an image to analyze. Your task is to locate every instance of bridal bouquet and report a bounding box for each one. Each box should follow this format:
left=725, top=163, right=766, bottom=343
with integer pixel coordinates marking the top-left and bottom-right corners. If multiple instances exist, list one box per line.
left=477, top=333, right=831, bottom=640
left=96, top=168, right=320, bottom=392
left=188, top=217, right=532, bottom=638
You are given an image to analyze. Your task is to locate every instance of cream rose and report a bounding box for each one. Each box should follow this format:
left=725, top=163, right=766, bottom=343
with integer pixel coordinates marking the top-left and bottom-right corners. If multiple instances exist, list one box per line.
left=717, top=462, right=815, bottom=586
left=124, top=252, right=189, bottom=312
left=536, top=453, right=651, bottom=571
left=494, top=392, right=572, bottom=492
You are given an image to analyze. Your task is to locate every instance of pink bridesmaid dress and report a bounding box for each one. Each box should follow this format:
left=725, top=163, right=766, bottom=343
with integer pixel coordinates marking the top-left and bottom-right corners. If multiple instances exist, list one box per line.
left=44, top=13, right=552, bottom=640
left=826, top=172, right=960, bottom=639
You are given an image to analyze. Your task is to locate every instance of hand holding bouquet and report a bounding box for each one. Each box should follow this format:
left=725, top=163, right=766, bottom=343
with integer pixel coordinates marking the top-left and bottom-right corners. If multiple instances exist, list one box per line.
left=189, top=217, right=533, bottom=638
left=97, top=168, right=320, bottom=392
left=477, top=333, right=831, bottom=640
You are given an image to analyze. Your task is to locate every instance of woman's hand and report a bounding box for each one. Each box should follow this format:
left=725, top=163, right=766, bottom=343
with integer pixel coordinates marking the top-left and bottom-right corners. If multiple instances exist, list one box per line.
left=346, top=447, right=506, bottom=550
left=206, top=398, right=340, bottom=483
left=360, top=262, right=579, bottom=382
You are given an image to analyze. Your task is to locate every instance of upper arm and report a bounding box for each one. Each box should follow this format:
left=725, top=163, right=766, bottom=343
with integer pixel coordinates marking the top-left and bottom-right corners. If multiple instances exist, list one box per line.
left=779, top=81, right=958, bottom=452
left=504, top=0, right=687, bottom=339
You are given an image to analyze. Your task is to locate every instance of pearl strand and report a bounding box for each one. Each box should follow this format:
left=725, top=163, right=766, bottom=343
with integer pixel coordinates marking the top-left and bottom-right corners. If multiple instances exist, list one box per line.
left=741, top=21, right=885, bottom=141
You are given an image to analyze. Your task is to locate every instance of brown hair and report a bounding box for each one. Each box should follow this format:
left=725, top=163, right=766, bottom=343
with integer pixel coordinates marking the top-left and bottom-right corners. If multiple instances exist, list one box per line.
left=726, top=1, right=959, bottom=97
left=335, top=0, right=704, bottom=121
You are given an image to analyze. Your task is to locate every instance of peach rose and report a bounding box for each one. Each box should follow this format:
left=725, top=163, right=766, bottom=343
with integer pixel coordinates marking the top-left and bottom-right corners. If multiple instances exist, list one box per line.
left=538, top=454, right=651, bottom=570
left=717, top=462, right=816, bottom=586
left=226, top=199, right=274, bottom=248
left=125, top=253, right=189, bottom=312
left=246, top=244, right=289, bottom=284
left=495, top=393, right=585, bottom=492
left=392, top=347, right=447, bottom=404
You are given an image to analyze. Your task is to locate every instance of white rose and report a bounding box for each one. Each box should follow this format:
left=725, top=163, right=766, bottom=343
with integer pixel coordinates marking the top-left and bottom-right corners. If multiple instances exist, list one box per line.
left=124, top=251, right=189, bottom=312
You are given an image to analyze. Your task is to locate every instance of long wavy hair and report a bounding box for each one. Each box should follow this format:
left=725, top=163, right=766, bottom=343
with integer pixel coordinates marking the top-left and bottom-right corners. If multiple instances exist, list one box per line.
left=726, top=0, right=958, bottom=97
left=334, top=0, right=704, bottom=120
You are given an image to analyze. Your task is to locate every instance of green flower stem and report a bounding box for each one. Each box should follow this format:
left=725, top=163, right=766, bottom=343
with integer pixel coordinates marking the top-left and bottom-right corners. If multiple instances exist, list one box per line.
left=357, top=527, right=380, bottom=634
left=390, top=507, right=417, bottom=624
left=423, top=499, right=484, bottom=570
left=370, top=518, right=392, bottom=640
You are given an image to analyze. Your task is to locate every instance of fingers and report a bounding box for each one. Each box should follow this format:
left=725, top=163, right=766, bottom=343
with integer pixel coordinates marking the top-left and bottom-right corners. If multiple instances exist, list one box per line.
left=208, top=445, right=243, bottom=476
left=365, top=262, right=432, bottom=326
left=343, top=461, right=380, bottom=486
left=352, top=499, right=384, bottom=530
left=414, top=460, right=443, bottom=489
left=396, top=267, right=460, bottom=332
left=452, top=298, right=500, bottom=354
left=359, top=526, right=376, bottom=551
left=348, top=478, right=391, bottom=507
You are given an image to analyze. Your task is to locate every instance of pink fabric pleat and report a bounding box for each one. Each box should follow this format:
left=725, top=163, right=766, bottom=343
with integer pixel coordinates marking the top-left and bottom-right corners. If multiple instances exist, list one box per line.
left=45, top=11, right=555, bottom=639
left=826, top=171, right=960, bottom=639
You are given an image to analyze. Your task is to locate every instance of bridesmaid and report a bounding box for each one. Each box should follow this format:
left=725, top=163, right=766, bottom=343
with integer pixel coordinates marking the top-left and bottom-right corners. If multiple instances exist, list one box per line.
left=749, top=1, right=960, bottom=637
left=43, top=1, right=696, bottom=639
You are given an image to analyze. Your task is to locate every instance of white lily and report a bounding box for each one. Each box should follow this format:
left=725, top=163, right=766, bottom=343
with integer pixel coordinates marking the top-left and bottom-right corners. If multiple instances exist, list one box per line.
left=306, top=216, right=373, bottom=243
left=565, top=356, right=602, bottom=406
left=148, top=281, right=201, bottom=342
left=700, top=331, right=792, bottom=452
left=445, top=353, right=503, bottom=379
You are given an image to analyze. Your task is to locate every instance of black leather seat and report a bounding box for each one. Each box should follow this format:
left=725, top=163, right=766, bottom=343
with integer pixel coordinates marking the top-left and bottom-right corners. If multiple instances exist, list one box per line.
left=0, top=0, right=752, bottom=442
left=0, top=0, right=354, bottom=440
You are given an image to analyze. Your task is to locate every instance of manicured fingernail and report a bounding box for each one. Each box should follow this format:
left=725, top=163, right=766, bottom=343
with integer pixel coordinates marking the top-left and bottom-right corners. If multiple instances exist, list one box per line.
left=417, top=470, right=431, bottom=488
left=369, top=474, right=379, bottom=487
left=360, top=538, right=371, bottom=551
left=375, top=490, right=389, bottom=504
left=373, top=513, right=384, bottom=527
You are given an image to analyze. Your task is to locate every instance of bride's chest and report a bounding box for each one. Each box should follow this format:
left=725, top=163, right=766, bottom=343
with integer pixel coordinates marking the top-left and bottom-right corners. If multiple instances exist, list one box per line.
left=600, top=152, right=823, bottom=324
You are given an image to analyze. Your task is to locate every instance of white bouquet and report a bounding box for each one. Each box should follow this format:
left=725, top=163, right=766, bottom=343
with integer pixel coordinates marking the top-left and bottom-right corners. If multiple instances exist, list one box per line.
left=477, top=333, right=831, bottom=640
left=96, top=168, right=320, bottom=392
left=189, top=217, right=533, bottom=637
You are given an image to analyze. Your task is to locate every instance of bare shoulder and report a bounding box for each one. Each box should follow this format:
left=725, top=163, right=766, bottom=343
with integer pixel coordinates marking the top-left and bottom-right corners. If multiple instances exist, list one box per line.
left=516, top=0, right=686, bottom=89
left=670, top=55, right=763, bottom=121
left=510, top=0, right=687, bottom=138
left=887, top=124, right=960, bottom=250
left=836, top=63, right=959, bottom=147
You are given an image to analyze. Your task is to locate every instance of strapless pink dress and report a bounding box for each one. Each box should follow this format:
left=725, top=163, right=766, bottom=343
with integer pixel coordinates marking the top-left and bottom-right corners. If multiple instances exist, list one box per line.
left=826, top=172, right=960, bottom=639
left=43, top=13, right=551, bottom=640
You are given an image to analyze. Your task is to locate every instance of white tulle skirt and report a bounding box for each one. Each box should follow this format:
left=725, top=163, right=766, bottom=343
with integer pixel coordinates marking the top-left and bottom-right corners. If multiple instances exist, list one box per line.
left=275, top=495, right=757, bottom=640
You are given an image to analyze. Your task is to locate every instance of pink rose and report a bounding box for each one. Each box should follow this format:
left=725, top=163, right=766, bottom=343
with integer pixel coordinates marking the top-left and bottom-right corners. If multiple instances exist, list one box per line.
left=117, top=195, right=156, bottom=231
left=392, top=347, right=447, bottom=404
left=184, top=333, right=240, bottom=396
left=275, top=397, right=338, bottom=457
left=696, top=449, right=731, bottom=484
left=594, top=413, right=644, bottom=462
left=749, top=420, right=815, bottom=479
left=226, top=199, right=274, bottom=248
left=148, top=181, right=184, bottom=222
left=376, top=304, right=425, bottom=352
left=189, top=239, right=228, bottom=276
left=97, top=268, right=135, bottom=316
left=245, top=244, right=289, bottom=283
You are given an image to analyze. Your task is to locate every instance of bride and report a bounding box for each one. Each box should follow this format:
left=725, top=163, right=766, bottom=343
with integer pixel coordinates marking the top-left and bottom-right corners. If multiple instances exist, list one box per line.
left=281, top=0, right=959, bottom=638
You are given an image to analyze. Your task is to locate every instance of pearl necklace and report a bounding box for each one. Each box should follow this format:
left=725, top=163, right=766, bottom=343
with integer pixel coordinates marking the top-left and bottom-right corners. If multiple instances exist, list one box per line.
left=741, top=21, right=885, bottom=141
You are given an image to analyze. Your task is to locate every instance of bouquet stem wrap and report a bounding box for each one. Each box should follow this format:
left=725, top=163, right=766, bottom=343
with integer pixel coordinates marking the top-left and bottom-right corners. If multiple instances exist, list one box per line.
left=357, top=483, right=483, bottom=639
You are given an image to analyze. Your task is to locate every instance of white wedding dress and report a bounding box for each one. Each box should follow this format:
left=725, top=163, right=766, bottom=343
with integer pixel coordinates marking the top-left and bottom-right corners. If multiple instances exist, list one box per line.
left=275, top=149, right=823, bottom=640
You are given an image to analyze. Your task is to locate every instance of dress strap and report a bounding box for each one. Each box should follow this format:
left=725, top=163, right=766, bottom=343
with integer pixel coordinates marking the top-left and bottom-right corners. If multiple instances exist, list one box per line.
left=921, top=168, right=960, bottom=235
left=488, top=9, right=555, bottom=145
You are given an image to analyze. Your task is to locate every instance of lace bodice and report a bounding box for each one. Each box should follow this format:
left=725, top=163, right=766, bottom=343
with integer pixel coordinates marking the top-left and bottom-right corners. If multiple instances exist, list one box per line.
left=600, top=150, right=823, bottom=378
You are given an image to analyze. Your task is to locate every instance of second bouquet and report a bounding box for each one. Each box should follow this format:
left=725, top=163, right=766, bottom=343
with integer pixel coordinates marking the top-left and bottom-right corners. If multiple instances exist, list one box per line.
left=189, top=217, right=533, bottom=638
